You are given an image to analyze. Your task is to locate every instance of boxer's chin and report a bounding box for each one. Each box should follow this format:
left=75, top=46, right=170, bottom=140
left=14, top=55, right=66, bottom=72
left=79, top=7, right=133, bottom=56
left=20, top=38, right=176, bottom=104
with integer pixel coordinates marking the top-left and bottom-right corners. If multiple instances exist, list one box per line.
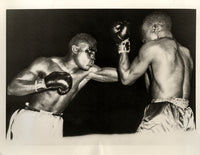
left=80, top=65, right=90, bottom=71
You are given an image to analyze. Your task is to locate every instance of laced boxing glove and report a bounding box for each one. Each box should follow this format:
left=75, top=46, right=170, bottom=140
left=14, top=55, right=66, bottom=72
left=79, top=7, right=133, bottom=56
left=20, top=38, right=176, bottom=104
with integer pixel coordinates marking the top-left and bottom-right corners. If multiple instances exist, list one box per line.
left=35, top=72, right=73, bottom=95
left=111, top=21, right=131, bottom=54
left=111, top=21, right=130, bottom=44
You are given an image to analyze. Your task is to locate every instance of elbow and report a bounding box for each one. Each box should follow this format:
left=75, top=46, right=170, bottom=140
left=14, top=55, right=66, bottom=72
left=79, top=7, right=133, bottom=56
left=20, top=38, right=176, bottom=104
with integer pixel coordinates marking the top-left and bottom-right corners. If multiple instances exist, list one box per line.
left=120, top=76, right=133, bottom=86
left=121, top=79, right=129, bottom=85
left=7, top=83, right=20, bottom=96
left=119, top=70, right=136, bottom=85
left=119, top=72, right=132, bottom=85
left=121, top=79, right=132, bottom=86
left=120, top=72, right=137, bottom=86
left=7, top=85, right=14, bottom=95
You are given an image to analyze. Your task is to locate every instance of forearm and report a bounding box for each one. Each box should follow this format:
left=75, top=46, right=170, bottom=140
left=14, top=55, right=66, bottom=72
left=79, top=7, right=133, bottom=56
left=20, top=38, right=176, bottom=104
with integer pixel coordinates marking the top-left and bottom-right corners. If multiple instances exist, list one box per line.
left=118, top=53, right=131, bottom=84
left=90, top=67, right=118, bottom=82
left=118, top=41, right=153, bottom=85
left=100, top=67, right=118, bottom=82
left=7, top=79, right=36, bottom=96
left=7, top=78, right=46, bottom=96
left=119, top=54, right=146, bottom=85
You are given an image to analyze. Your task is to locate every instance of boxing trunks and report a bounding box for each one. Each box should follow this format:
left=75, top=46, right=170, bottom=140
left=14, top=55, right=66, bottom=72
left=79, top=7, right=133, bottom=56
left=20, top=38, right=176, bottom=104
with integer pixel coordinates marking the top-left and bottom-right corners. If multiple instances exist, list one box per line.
left=137, top=98, right=195, bottom=133
left=7, top=102, right=63, bottom=143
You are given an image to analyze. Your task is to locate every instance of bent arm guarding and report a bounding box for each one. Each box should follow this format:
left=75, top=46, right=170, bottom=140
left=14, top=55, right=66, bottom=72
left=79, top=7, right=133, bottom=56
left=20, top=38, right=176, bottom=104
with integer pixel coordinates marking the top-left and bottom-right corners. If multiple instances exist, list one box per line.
left=119, top=44, right=155, bottom=85
left=7, top=57, right=48, bottom=96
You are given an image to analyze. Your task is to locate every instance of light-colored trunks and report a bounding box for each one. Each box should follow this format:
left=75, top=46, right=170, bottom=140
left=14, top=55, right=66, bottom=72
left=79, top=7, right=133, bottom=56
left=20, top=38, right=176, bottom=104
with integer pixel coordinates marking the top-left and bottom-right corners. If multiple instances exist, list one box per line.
left=137, top=98, right=195, bottom=133
left=7, top=103, right=63, bottom=143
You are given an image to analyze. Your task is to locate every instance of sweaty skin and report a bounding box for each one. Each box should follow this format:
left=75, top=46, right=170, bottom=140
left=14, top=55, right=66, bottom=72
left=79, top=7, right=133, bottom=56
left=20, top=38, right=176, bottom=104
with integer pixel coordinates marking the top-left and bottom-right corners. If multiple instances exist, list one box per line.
left=116, top=12, right=195, bottom=133
left=7, top=42, right=118, bottom=114
left=119, top=37, right=193, bottom=100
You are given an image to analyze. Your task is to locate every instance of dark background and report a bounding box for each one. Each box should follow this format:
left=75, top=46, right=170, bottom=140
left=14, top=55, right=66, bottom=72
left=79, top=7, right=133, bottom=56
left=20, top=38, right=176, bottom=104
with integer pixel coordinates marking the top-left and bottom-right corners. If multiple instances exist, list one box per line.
left=6, top=9, right=196, bottom=136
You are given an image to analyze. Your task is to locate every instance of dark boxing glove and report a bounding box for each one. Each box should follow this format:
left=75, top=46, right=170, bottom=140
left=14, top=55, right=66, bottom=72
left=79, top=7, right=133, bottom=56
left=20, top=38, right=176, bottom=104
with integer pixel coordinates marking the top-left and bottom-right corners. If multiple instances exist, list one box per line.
left=44, top=72, right=73, bottom=95
left=111, top=21, right=130, bottom=45
left=34, top=72, right=73, bottom=95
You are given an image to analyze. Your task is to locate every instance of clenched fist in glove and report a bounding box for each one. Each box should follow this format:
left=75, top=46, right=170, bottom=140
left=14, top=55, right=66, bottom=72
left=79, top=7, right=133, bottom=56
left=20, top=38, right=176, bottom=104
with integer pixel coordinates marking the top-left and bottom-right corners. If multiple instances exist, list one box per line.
left=34, top=72, right=73, bottom=95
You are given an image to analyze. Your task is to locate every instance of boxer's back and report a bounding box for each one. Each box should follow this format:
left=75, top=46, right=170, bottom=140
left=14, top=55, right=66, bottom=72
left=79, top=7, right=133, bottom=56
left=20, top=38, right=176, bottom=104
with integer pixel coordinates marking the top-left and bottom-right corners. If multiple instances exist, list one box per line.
left=149, top=38, right=193, bottom=99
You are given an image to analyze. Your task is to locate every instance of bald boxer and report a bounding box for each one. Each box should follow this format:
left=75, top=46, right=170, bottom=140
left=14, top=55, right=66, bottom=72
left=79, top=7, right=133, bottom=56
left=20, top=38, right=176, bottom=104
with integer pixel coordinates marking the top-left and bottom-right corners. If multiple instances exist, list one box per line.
left=112, top=12, right=195, bottom=133
left=7, top=33, right=118, bottom=142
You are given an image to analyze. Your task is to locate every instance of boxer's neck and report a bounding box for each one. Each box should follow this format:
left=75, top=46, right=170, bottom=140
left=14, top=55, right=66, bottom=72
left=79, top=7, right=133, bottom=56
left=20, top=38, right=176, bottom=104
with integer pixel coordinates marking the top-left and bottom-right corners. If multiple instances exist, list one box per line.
left=57, top=57, right=80, bottom=73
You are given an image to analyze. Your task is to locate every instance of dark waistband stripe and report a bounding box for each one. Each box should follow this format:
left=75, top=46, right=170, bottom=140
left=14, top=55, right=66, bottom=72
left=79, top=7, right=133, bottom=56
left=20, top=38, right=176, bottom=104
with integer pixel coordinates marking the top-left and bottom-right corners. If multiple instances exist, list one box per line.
left=151, top=98, right=189, bottom=109
left=25, top=106, right=63, bottom=117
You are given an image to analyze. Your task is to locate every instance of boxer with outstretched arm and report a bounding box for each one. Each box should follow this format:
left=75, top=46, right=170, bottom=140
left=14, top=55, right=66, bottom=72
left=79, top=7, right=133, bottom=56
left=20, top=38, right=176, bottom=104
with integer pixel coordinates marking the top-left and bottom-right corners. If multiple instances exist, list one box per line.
left=7, top=33, right=118, bottom=142
left=112, top=12, right=195, bottom=133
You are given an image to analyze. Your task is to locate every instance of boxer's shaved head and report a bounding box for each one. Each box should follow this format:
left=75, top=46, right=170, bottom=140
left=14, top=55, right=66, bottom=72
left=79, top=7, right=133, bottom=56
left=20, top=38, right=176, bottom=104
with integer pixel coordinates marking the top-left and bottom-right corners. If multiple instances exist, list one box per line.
left=68, top=33, right=97, bottom=52
left=66, top=33, right=97, bottom=58
left=141, top=11, right=172, bottom=40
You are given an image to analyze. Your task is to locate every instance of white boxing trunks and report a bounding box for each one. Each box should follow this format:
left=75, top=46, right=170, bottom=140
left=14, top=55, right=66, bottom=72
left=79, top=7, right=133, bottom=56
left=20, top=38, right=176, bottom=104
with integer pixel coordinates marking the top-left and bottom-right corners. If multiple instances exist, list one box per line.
left=7, top=103, right=63, bottom=143
left=137, top=98, right=195, bottom=133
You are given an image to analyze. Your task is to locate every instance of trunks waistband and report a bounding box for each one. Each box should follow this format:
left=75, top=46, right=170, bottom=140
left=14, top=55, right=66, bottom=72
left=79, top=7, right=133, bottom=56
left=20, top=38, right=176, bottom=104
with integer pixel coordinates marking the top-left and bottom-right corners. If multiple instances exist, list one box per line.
left=25, top=102, right=63, bottom=117
left=151, top=98, right=189, bottom=109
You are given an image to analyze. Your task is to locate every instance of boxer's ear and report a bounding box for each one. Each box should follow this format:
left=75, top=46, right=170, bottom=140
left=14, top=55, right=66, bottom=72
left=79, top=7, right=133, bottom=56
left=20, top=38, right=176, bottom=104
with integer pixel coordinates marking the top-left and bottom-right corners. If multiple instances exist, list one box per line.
left=72, top=45, right=79, bottom=55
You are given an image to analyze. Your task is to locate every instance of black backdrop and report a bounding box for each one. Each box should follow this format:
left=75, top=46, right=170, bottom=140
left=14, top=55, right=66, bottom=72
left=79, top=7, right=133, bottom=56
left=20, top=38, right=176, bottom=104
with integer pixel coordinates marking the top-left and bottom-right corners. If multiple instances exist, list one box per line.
left=6, top=9, right=196, bottom=136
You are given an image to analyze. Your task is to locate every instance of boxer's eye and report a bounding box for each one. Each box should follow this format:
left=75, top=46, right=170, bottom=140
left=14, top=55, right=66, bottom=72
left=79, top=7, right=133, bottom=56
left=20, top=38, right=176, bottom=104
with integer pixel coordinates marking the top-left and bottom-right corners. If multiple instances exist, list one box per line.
left=85, top=49, right=90, bottom=53
left=85, top=49, right=96, bottom=59
left=85, top=49, right=94, bottom=55
left=90, top=52, right=95, bottom=59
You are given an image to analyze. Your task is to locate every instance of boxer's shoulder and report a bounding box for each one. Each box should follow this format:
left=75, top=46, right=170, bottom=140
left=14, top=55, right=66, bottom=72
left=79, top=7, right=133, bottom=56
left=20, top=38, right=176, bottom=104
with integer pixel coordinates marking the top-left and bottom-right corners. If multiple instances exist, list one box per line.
left=29, top=57, right=56, bottom=73
left=178, top=44, right=191, bottom=57
left=32, top=57, right=51, bottom=65
left=36, top=57, right=63, bottom=67
left=139, top=42, right=159, bottom=56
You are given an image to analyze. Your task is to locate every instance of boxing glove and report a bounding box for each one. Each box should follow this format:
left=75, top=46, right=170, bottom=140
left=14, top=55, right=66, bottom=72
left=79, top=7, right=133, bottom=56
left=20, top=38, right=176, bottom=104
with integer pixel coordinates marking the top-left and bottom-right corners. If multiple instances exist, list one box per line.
left=35, top=72, right=73, bottom=95
left=45, top=72, right=73, bottom=95
left=111, top=21, right=130, bottom=45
